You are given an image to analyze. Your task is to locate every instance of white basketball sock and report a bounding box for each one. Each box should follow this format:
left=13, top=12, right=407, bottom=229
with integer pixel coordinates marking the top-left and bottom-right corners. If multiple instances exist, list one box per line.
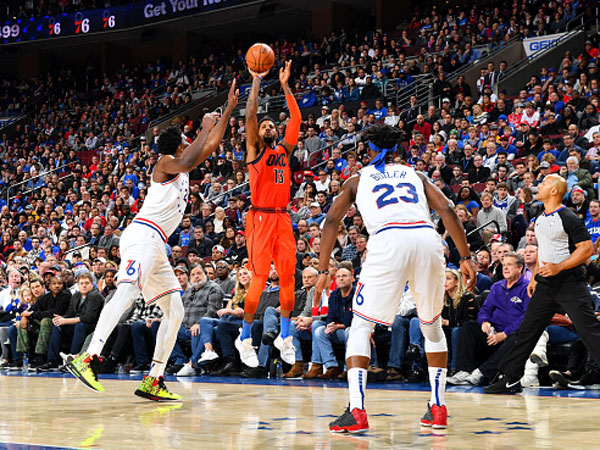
left=429, top=367, right=447, bottom=406
left=348, top=367, right=367, bottom=410
left=87, top=283, right=138, bottom=357
left=148, top=292, right=184, bottom=379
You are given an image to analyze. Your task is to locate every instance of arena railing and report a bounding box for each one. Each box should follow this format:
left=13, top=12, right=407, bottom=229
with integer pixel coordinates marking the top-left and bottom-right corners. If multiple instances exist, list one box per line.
left=5, top=162, right=75, bottom=205
left=467, top=220, right=500, bottom=238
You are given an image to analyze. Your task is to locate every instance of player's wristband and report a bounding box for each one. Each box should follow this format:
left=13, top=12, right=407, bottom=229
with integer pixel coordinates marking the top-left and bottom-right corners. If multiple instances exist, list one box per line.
left=257, top=75, right=263, bottom=80
left=318, top=270, right=329, bottom=275
left=460, top=255, right=472, bottom=262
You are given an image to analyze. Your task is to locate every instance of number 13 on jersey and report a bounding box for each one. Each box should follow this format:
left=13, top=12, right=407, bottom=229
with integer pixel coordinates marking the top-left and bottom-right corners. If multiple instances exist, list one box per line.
left=274, top=169, right=285, bottom=184
left=373, top=182, right=418, bottom=208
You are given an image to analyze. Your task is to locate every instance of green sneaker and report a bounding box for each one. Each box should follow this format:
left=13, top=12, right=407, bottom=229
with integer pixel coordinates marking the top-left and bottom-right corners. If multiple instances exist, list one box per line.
left=66, top=352, right=105, bottom=393
left=134, top=376, right=182, bottom=402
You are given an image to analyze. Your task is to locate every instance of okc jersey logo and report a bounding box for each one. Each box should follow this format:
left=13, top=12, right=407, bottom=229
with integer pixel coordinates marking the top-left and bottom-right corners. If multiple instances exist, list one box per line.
left=266, top=154, right=286, bottom=167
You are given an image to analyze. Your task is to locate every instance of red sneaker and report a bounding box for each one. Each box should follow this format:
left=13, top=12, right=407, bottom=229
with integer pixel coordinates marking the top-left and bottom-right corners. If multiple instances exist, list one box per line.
left=420, top=403, right=447, bottom=428
left=329, top=407, right=369, bottom=434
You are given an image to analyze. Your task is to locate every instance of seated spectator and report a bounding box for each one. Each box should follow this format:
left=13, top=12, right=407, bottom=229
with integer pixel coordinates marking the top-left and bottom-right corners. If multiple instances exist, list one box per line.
left=562, top=157, right=594, bottom=201
left=187, top=226, right=214, bottom=259
left=197, top=266, right=250, bottom=366
left=168, top=264, right=222, bottom=376
left=38, top=272, right=104, bottom=372
left=303, top=266, right=355, bottom=379
left=442, top=269, right=479, bottom=374
left=448, top=253, right=529, bottom=385
left=15, top=277, right=69, bottom=370
left=212, top=265, right=280, bottom=376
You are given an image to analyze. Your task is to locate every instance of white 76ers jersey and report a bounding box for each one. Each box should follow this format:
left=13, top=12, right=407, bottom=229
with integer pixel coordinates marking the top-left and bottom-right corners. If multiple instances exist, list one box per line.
left=132, top=170, right=189, bottom=242
left=355, top=164, right=432, bottom=235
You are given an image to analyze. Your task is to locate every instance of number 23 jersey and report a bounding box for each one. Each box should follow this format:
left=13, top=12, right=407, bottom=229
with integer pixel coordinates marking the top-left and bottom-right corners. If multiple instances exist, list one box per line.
left=355, top=164, right=433, bottom=235
left=248, top=144, right=290, bottom=208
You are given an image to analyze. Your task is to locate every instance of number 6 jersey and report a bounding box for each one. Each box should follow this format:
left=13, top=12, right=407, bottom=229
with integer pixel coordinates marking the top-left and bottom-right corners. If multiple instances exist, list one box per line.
left=355, top=164, right=433, bottom=235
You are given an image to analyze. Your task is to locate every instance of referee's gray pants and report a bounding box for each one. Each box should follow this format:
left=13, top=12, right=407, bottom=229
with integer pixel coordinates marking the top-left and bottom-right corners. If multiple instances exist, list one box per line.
left=499, top=273, right=600, bottom=381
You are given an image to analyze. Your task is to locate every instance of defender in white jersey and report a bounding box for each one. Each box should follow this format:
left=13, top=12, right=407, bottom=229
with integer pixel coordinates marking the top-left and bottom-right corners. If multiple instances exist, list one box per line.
left=315, top=124, right=476, bottom=433
left=66, top=82, right=239, bottom=400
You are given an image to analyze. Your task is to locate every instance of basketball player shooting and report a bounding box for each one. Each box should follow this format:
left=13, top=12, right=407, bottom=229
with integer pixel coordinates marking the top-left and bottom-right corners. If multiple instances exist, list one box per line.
left=315, top=124, right=476, bottom=432
left=234, top=60, right=301, bottom=368
left=66, top=82, right=239, bottom=401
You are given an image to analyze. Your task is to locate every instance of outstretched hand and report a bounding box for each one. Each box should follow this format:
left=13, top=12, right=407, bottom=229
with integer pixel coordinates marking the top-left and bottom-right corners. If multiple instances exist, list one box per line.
left=227, top=79, right=239, bottom=110
left=279, top=60, right=292, bottom=86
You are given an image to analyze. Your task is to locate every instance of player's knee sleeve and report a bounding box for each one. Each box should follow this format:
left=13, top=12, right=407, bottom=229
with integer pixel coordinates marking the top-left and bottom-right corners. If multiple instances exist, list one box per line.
left=279, top=274, right=295, bottom=312
left=244, top=275, right=269, bottom=315
left=345, top=316, right=375, bottom=359
left=421, top=316, right=447, bottom=353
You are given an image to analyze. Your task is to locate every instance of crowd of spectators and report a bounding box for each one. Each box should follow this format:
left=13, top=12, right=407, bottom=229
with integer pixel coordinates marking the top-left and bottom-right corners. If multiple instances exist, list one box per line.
left=0, top=1, right=131, bottom=21
left=0, top=1, right=598, bottom=387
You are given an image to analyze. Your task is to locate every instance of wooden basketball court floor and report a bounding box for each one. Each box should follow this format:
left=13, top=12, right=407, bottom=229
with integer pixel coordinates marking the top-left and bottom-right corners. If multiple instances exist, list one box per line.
left=0, top=372, right=598, bottom=449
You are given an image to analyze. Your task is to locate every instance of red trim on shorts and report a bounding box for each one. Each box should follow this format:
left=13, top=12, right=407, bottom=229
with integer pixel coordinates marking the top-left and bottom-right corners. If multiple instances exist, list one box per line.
left=146, top=288, right=182, bottom=305
left=418, top=311, right=442, bottom=325
left=353, top=310, right=392, bottom=326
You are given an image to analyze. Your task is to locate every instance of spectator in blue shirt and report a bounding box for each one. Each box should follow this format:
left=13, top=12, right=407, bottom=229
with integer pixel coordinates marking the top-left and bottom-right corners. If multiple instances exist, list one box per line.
left=585, top=200, right=600, bottom=244
left=368, top=99, right=388, bottom=121
left=306, top=202, right=326, bottom=226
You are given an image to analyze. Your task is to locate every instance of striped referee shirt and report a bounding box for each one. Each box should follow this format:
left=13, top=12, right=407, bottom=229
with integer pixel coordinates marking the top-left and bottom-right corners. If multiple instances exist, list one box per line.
left=534, top=206, right=591, bottom=266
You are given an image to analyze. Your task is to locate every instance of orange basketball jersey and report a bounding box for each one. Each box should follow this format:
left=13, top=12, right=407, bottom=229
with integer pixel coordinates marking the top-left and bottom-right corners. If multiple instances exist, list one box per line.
left=248, top=144, right=291, bottom=208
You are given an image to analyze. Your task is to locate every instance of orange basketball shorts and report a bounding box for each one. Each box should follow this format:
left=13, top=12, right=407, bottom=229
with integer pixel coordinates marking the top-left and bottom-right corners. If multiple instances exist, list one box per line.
left=246, top=209, right=296, bottom=276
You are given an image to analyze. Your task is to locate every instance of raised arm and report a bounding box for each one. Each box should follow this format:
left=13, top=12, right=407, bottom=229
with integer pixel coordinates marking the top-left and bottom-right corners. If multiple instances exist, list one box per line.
left=157, top=81, right=239, bottom=178
left=246, top=67, right=269, bottom=163
left=418, top=172, right=476, bottom=291
left=279, top=60, right=301, bottom=156
left=314, top=175, right=359, bottom=300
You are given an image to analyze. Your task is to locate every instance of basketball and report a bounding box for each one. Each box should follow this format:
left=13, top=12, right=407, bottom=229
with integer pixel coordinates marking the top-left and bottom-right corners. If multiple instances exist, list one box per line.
left=246, top=43, right=275, bottom=74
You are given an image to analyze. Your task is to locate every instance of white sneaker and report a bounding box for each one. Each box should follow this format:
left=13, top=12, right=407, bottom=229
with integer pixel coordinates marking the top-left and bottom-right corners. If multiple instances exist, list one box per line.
left=176, top=363, right=197, bottom=377
left=198, top=349, right=219, bottom=364
left=447, top=370, right=471, bottom=385
left=521, top=375, right=539, bottom=387
left=466, top=368, right=484, bottom=385
left=235, top=334, right=258, bottom=368
left=273, top=335, right=296, bottom=365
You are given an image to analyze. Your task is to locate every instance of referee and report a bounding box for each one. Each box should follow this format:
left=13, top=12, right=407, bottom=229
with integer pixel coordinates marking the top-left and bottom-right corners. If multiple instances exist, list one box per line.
left=485, top=174, right=600, bottom=393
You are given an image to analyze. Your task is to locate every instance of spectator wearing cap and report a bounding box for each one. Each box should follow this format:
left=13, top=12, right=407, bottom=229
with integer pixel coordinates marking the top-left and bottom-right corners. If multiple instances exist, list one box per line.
left=228, top=230, right=248, bottom=265
left=174, top=265, right=190, bottom=292
left=91, top=258, right=106, bottom=284
left=565, top=186, right=590, bottom=219
left=168, top=264, right=223, bottom=376
left=211, top=245, right=225, bottom=263
left=38, top=272, right=104, bottom=372
left=307, top=202, right=325, bottom=226
left=188, top=226, right=214, bottom=259
left=498, top=135, right=519, bottom=160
